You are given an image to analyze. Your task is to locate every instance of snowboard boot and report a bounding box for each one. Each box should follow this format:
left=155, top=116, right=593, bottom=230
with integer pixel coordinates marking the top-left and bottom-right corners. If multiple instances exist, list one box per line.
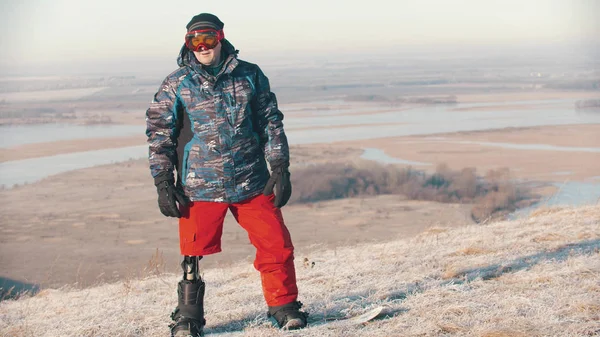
left=267, top=301, right=308, bottom=330
left=170, top=279, right=206, bottom=337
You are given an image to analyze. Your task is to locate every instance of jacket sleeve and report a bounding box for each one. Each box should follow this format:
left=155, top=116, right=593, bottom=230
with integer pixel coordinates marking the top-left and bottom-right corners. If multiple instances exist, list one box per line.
left=145, top=77, right=180, bottom=182
left=252, top=66, right=290, bottom=168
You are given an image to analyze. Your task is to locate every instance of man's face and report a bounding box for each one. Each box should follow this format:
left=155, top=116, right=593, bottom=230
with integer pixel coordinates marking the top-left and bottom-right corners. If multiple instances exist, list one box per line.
left=193, top=42, right=222, bottom=67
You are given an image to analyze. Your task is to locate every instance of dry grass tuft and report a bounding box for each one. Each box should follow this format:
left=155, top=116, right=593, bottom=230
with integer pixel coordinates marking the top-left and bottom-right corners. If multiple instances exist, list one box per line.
left=442, top=305, right=471, bottom=316
left=586, top=284, right=600, bottom=293
left=452, top=246, right=492, bottom=256
left=422, top=227, right=449, bottom=235
left=573, top=302, right=600, bottom=315
left=531, top=233, right=565, bottom=242
left=442, top=265, right=461, bottom=280
left=480, top=330, right=531, bottom=337
left=529, top=206, right=565, bottom=218
left=437, top=322, right=466, bottom=333
left=144, top=248, right=166, bottom=277
left=2, top=326, right=33, bottom=337
left=578, top=232, right=597, bottom=240
left=532, top=276, right=552, bottom=284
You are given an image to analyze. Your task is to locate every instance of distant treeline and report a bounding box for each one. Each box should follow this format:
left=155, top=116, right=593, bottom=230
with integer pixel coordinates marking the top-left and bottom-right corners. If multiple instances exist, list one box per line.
left=344, top=94, right=458, bottom=104
left=575, top=99, right=600, bottom=109
left=399, top=95, right=458, bottom=104
left=0, top=107, right=113, bottom=125
left=289, top=162, right=537, bottom=223
left=0, top=76, right=154, bottom=93
left=0, top=107, right=75, bottom=119
left=544, top=80, right=599, bottom=91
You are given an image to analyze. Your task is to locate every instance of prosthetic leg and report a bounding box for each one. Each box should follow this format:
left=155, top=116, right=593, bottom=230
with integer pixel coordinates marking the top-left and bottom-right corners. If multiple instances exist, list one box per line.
left=170, top=256, right=205, bottom=337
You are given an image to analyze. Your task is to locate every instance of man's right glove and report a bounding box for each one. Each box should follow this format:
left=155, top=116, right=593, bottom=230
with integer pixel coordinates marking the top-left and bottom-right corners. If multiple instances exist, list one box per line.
left=154, top=172, right=189, bottom=218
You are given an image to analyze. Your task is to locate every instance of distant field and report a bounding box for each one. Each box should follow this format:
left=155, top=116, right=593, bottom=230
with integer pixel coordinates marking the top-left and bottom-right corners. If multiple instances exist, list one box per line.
left=0, top=87, right=108, bottom=103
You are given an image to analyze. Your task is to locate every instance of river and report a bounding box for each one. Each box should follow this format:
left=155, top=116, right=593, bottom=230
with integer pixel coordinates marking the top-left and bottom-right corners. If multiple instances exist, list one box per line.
left=1, top=98, right=599, bottom=212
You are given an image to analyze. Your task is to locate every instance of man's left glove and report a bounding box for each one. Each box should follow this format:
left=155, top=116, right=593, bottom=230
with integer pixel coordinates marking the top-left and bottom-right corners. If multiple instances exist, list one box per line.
left=263, top=162, right=292, bottom=208
left=154, top=172, right=189, bottom=218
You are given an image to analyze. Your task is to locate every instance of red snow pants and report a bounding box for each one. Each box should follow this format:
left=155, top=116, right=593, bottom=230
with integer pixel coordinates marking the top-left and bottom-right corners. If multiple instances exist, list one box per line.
left=178, top=193, right=298, bottom=307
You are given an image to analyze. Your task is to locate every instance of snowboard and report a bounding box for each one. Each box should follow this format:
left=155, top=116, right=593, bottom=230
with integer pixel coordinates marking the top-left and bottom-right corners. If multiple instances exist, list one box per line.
left=318, top=306, right=386, bottom=328
left=207, top=306, right=387, bottom=335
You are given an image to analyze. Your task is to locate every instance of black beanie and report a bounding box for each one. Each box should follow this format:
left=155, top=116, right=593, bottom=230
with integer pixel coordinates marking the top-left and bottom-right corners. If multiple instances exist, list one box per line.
left=186, top=13, right=224, bottom=32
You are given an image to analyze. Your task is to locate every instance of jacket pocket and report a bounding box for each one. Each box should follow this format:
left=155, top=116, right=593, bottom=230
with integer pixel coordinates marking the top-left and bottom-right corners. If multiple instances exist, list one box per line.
left=226, top=102, right=241, bottom=127
left=180, top=147, right=190, bottom=185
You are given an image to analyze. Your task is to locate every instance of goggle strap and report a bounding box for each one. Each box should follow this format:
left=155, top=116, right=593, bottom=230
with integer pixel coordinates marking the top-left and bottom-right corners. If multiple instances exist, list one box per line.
left=186, top=29, right=224, bottom=41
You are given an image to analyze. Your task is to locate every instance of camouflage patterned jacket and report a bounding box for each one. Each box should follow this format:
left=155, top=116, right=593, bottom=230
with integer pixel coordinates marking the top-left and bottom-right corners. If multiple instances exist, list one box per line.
left=145, top=40, right=289, bottom=203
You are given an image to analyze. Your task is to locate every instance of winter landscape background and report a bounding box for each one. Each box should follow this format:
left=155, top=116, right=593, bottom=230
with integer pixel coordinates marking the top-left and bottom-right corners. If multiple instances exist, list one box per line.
left=1, top=0, right=599, bottom=336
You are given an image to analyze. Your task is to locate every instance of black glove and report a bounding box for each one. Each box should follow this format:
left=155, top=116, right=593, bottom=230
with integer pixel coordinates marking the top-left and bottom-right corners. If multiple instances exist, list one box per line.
left=263, top=162, right=292, bottom=208
left=154, top=173, right=189, bottom=218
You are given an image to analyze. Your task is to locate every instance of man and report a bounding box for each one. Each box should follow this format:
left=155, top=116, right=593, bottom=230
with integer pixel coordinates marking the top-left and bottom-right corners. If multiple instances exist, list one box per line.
left=145, top=13, right=308, bottom=337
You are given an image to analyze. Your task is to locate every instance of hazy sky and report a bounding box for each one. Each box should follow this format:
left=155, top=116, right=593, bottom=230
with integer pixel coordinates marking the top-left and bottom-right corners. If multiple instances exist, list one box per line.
left=1, top=0, right=598, bottom=74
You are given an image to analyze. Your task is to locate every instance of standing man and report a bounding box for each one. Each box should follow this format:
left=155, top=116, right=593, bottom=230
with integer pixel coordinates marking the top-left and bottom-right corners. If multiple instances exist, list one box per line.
left=145, top=13, right=307, bottom=337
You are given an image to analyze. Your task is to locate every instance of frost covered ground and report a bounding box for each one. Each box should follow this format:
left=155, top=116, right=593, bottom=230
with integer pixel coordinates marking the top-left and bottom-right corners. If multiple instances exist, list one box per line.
left=1, top=205, right=599, bottom=336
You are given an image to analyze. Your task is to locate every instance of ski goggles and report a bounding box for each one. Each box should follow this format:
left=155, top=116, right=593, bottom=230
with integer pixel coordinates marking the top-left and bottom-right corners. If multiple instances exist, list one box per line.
left=185, top=29, right=224, bottom=51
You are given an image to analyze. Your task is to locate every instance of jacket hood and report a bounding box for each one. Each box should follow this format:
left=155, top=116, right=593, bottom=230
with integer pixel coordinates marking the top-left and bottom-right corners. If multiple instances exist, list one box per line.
left=177, top=39, right=238, bottom=68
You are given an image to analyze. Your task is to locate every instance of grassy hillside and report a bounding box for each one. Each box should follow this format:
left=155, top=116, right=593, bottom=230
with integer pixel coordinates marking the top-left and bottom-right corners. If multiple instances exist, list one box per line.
left=1, top=205, right=598, bottom=337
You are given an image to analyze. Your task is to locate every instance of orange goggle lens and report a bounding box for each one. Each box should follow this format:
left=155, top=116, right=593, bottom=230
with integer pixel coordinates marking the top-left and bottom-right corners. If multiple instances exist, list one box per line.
left=185, top=29, right=223, bottom=51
